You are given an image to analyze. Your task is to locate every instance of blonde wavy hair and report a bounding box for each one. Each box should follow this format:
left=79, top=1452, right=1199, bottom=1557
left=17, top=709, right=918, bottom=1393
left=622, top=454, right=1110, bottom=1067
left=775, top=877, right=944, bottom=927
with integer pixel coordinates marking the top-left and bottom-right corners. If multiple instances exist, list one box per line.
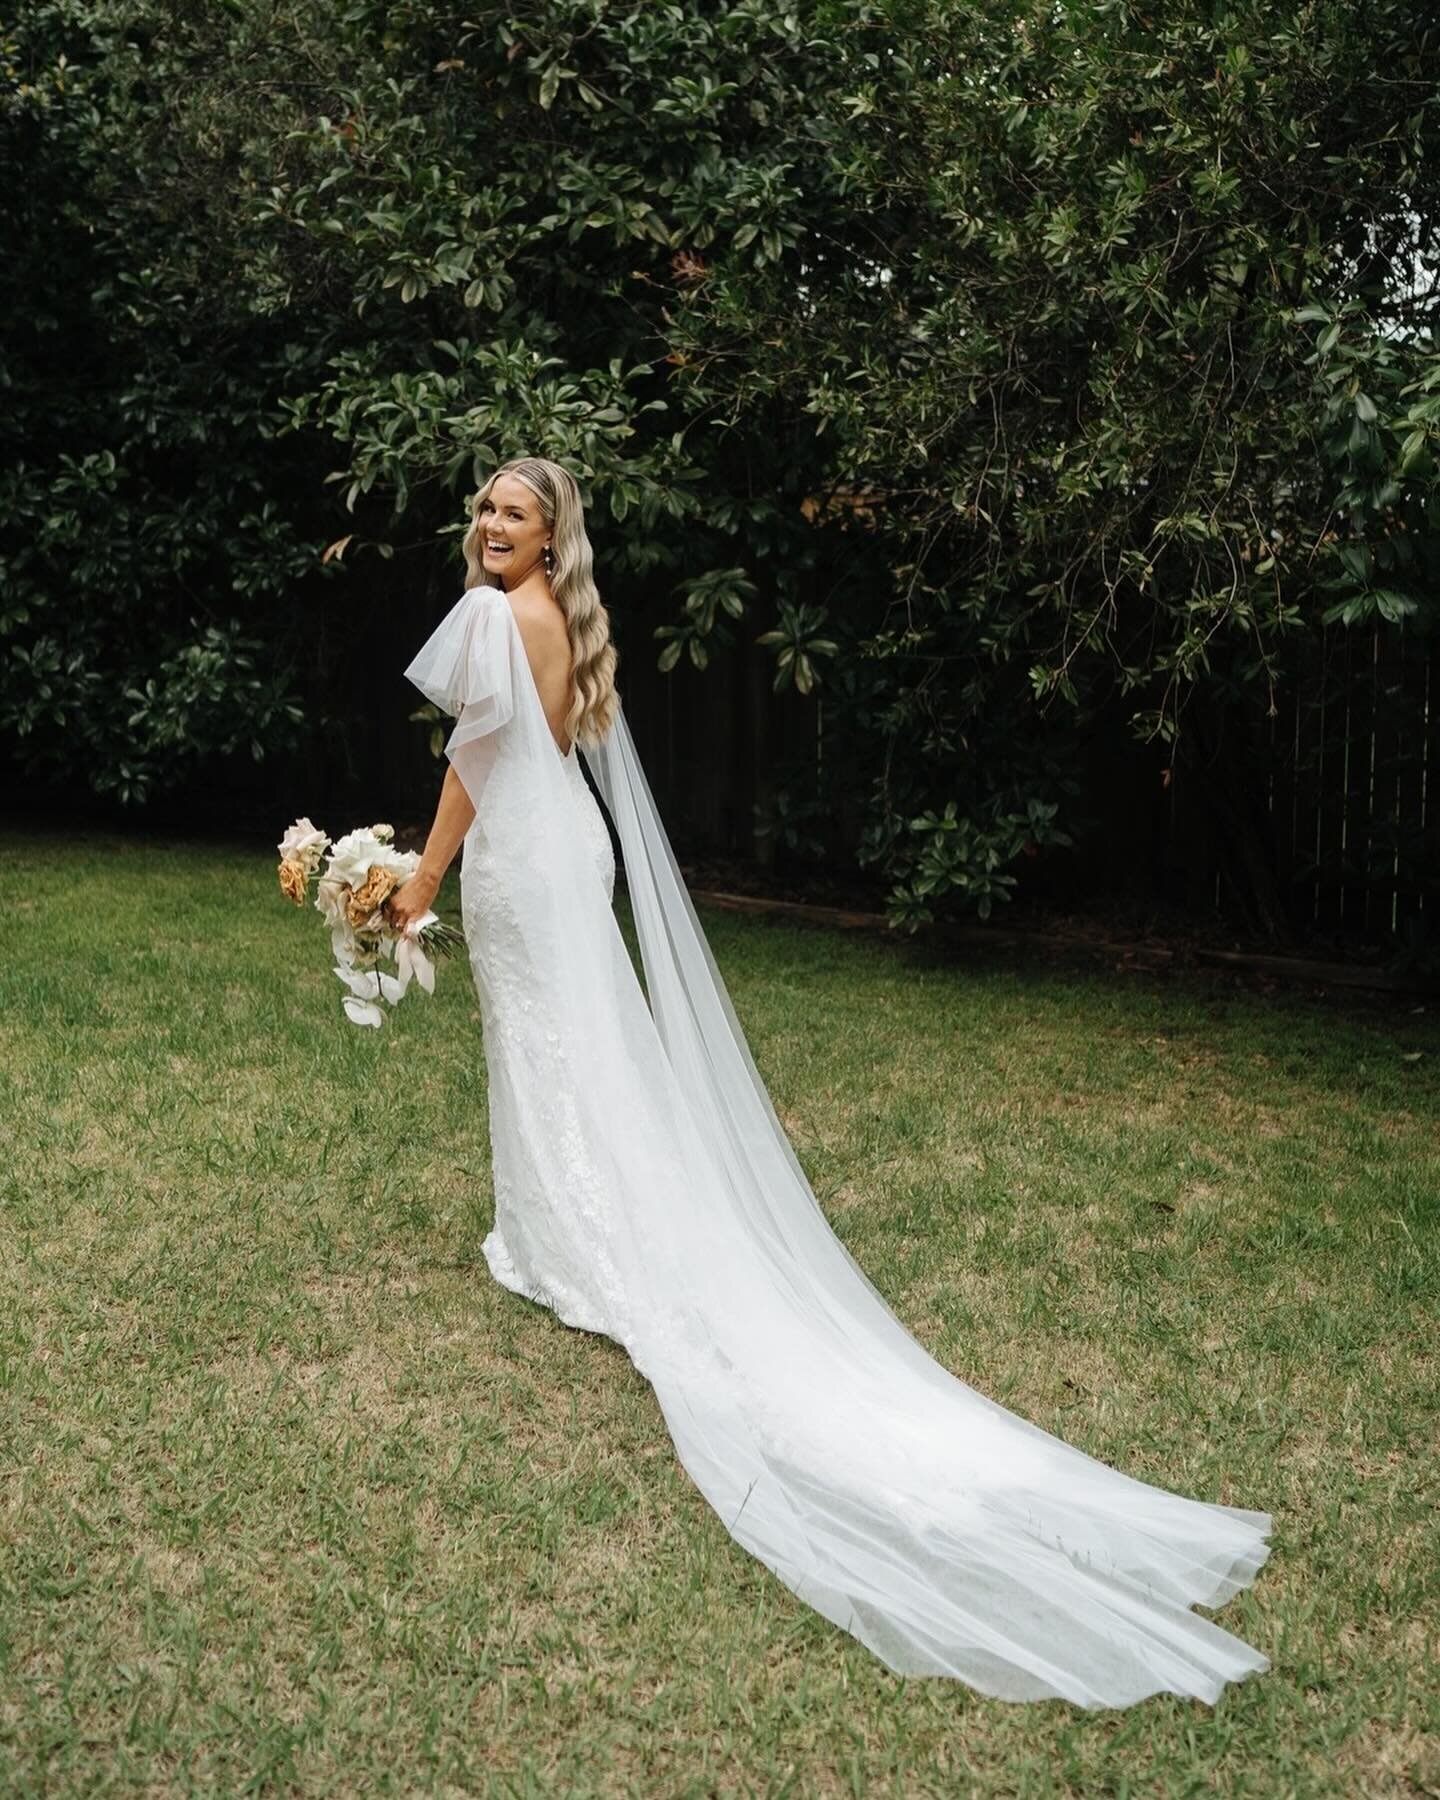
left=462, top=457, right=620, bottom=748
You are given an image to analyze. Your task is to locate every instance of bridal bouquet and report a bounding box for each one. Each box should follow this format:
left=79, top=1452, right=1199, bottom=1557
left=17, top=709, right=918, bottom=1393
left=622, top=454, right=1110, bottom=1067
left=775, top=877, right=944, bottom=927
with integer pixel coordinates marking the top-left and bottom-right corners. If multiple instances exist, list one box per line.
left=276, top=817, right=466, bottom=1027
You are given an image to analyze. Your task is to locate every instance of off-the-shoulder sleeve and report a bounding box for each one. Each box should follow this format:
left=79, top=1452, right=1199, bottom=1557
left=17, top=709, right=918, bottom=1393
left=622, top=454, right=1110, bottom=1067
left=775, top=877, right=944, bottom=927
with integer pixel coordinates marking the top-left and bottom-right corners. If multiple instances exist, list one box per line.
left=403, top=586, right=515, bottom=753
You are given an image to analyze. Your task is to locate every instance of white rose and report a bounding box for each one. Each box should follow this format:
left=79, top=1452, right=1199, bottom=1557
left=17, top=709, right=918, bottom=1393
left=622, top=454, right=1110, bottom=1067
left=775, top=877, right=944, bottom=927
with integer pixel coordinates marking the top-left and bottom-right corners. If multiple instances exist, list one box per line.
left=371, top=822, right=395, bottom=843
left=383, top=848, right=421, bottom=879
left=313, top=876, right=348, bottom=928
left=325, top=827, right=386, bottom=889
left=279, top=816, right=330, bottom=867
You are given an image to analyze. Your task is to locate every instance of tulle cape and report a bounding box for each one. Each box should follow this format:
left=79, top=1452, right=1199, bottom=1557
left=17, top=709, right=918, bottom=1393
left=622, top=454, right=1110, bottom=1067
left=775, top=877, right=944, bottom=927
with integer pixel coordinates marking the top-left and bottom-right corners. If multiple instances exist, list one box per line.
left=405, top=585, right=1272, bottom=1707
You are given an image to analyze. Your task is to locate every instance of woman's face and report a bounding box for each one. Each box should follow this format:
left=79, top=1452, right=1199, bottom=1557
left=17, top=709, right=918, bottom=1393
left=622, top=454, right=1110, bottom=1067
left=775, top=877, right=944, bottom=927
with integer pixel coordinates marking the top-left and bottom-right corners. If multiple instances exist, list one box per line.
left=477, top=474, right=550, bottom=586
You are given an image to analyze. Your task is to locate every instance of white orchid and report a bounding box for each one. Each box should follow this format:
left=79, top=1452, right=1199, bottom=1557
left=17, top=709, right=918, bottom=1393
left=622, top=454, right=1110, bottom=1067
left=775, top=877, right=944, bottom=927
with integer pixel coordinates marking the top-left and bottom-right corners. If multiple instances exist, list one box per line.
left=333, top=962, right=407, bottom=1026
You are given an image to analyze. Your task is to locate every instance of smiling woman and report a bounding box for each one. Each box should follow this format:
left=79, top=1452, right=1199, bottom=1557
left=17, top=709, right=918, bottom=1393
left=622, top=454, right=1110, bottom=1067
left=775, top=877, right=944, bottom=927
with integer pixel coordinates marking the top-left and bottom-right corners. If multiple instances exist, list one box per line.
left=460, top=458, right=619, bottom=756
left=387, top=460, right=621, bottom=936
left=468, top=473, right=552, bottom=590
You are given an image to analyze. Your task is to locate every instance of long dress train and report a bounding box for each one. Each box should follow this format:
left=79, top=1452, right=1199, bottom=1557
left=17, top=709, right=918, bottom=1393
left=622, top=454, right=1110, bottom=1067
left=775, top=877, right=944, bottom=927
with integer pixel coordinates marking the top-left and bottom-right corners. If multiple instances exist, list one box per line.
left=404, top=585, right=1273, bottom=1708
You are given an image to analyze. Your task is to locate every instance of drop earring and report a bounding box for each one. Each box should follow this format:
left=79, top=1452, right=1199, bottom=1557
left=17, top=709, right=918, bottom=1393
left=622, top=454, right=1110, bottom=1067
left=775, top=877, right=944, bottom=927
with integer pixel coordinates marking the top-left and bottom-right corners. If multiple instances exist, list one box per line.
left=542, top=542, right=555, bottom=576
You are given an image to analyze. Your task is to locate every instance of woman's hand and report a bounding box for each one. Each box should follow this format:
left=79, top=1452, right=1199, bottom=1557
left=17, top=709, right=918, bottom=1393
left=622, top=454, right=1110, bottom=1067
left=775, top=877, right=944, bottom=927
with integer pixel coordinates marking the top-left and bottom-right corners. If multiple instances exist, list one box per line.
left=387, top=867, right=441, bottom=935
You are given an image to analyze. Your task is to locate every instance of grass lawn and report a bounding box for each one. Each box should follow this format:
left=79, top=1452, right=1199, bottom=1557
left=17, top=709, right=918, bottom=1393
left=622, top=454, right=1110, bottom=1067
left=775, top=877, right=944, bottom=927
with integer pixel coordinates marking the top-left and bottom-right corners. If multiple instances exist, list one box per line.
left=1, top=826, right=1436, bottom=1797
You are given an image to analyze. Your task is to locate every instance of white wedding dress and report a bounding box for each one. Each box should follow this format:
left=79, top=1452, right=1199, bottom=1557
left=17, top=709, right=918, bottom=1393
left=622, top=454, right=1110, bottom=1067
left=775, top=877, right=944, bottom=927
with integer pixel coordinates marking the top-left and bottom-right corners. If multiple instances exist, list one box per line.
left=404, top=585, right=1272, bottom=1708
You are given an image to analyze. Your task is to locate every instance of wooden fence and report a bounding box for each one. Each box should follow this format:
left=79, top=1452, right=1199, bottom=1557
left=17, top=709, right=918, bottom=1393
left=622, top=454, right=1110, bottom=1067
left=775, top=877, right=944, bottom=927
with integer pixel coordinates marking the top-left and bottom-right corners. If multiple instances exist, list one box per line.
left=1163, top=621, right=1437, bottom=950
left=10, top=561, right=1431, bottom=957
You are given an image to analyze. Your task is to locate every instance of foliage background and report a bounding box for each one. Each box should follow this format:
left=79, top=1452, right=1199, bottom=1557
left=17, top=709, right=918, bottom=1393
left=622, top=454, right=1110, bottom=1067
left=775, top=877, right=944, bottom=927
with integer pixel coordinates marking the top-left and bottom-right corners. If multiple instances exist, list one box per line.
left=3, top=1, right=1437, bottom=952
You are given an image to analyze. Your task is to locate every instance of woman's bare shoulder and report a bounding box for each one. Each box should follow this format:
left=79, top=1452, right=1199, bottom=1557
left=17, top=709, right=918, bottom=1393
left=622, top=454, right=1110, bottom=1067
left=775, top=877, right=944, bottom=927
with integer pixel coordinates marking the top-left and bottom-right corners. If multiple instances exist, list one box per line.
left=505, top=590, right=571, bottom=676
left=506, top=588, right=567, bottom=635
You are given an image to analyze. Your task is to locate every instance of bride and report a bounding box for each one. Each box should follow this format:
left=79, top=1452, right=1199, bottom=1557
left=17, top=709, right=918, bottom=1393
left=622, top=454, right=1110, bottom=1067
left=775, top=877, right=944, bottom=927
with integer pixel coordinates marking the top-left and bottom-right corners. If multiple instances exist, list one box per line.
left=388, top=456, right=1272, bottom=1708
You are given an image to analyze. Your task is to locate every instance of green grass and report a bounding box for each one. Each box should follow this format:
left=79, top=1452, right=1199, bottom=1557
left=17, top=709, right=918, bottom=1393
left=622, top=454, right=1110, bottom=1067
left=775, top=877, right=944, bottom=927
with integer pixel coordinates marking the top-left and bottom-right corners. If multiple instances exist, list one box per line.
left=1, top=826, right=1436, bottom=1797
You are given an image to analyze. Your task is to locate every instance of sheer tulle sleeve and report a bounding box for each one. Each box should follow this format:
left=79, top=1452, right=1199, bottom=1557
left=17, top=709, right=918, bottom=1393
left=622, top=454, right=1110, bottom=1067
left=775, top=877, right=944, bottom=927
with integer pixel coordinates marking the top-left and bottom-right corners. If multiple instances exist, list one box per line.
left=403, top=586, right=515, bottom=808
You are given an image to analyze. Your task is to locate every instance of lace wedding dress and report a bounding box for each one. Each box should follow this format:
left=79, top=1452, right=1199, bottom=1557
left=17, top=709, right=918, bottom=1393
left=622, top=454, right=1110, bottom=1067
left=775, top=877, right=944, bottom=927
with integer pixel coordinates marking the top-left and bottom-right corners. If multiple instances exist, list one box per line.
left=404, top=585, right=1272, bottom=1708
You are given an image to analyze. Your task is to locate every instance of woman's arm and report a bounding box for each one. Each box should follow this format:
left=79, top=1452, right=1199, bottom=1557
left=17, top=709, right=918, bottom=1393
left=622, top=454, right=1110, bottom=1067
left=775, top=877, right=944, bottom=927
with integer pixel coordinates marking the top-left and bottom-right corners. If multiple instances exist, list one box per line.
left=388, top=762, right=476, bottom=930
